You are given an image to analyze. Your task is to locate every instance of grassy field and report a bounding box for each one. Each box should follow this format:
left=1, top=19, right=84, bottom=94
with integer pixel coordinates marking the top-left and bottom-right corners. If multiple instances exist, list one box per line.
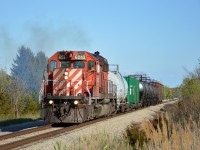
left=127, top=113, right=200, bottom=149
left=54, top=132, right=132, bottom=150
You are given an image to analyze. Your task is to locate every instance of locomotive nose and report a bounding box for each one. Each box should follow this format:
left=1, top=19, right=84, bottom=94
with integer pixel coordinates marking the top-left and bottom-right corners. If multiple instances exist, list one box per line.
left=53, top=68, right=83, bottom=96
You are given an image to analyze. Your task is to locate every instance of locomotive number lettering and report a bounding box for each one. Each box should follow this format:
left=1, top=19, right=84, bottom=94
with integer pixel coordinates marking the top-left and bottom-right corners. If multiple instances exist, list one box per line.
left=74, top=54, right=86, bottom=60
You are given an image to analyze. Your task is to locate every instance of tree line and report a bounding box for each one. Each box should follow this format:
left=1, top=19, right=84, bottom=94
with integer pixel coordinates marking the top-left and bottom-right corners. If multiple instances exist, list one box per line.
left=0, top=46, right=47, bottom=119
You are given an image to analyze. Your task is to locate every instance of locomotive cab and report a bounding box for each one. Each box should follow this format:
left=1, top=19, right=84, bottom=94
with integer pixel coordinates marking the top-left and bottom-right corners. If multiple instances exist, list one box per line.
left=45, top=51, right=108, bottom=98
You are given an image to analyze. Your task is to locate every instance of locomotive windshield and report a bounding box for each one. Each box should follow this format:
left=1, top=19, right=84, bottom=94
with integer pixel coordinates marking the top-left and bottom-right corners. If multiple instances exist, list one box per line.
left=50, top=60, right=57, bottom=72
left=60, top=61, right=71, bottom=68
left=74, top=61, right=85, bottom=68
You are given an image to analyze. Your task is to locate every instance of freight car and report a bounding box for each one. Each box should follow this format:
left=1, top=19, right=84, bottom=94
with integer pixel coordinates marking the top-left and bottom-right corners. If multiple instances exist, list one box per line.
left=39, top=51, right=163, bottom=124
left=125, top=74, right=163, bottom=109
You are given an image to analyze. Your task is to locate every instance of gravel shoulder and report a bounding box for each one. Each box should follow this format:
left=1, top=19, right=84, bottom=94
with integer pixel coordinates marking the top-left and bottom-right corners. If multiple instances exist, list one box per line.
left=16, top=101, right=176, bottom=150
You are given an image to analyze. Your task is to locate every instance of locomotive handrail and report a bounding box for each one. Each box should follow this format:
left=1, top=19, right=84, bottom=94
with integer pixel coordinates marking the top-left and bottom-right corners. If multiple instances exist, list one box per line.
left=108, top=80, right=117, bottom=98
left=39, top=80, right=45, bottom=104
left=85, top=80, right=92, bottom=105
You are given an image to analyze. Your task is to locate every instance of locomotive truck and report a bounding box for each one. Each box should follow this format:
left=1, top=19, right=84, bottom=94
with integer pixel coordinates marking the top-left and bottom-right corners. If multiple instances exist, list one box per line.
left=39, top=50, right=164, bottom=123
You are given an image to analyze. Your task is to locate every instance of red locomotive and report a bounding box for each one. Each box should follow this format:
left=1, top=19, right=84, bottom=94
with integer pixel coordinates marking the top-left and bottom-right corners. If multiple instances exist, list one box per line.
left=40, top=51, right=118, bottom=123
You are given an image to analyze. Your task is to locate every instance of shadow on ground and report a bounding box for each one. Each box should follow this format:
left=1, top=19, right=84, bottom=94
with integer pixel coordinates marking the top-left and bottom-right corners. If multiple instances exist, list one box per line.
left=0, top=120, right=49, bottom=132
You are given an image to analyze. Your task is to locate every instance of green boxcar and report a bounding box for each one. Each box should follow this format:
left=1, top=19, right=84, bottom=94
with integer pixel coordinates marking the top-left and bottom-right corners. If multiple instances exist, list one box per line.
left=124, top=76, right=140, bottom=107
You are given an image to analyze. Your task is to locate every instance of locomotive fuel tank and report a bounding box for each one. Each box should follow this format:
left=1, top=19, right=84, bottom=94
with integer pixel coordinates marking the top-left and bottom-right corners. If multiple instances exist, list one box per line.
left=108, top=71, right=128, bottom=106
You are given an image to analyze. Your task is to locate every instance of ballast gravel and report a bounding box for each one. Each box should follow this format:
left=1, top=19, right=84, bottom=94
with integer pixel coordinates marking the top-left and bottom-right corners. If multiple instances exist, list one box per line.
left=15, top=101, right=176, bottom=150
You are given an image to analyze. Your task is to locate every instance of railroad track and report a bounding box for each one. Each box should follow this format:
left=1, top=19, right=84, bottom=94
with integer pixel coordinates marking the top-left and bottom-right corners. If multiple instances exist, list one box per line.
left=0, top=115, right=121, bottom=150
left=0, top=99, right=177, bottom=150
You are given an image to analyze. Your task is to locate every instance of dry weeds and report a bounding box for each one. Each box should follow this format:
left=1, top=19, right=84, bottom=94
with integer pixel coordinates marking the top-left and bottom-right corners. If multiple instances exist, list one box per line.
left=127, top=113, right=200, bottom=150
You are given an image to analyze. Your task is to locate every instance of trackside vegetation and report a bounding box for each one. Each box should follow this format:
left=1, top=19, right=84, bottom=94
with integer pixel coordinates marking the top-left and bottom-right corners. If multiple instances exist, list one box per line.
left=0, top=46, right=47, bottom=121
left=53, top=59, right=200, bottom=150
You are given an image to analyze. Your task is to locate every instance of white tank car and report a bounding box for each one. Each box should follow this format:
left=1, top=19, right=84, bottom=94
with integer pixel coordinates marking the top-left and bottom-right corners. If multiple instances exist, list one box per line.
left=108, top=71, right=128, bottom=107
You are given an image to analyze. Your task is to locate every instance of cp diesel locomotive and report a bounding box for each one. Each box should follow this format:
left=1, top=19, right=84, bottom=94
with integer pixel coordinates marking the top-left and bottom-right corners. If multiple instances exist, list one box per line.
left=39, top=51, right=164, bottom=123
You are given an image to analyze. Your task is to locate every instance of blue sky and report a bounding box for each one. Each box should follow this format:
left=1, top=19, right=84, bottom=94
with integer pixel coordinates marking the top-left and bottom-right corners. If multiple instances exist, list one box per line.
left=0, top=0, right=200, bottom=87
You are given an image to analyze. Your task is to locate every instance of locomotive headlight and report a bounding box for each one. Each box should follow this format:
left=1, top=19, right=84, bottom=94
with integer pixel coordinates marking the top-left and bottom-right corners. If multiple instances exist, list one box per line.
left=49, top=100, right=54, bottom=104
left=74, top=100, right=79, bottom=105
left=64, top=72, right=68, bottom=80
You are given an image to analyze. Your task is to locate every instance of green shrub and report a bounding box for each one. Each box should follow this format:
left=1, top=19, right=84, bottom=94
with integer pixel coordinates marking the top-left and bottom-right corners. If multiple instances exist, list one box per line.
left=124, top=123, right=147, bottom=149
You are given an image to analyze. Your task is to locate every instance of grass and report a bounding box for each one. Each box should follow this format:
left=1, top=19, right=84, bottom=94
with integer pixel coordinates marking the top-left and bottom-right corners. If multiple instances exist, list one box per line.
left=54, top=131, right=132, bottom=150
left=138, top=113, right=200, bottom=150
left=0, top=113, right=40, bottom=127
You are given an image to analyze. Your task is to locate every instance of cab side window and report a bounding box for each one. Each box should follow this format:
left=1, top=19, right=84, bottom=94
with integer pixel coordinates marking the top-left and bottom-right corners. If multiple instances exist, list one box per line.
left=50, top=60, right=57, bottom=72
left=103, top=64, right=109, bottom=72
left=88, top=61, right=95, bottom=70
